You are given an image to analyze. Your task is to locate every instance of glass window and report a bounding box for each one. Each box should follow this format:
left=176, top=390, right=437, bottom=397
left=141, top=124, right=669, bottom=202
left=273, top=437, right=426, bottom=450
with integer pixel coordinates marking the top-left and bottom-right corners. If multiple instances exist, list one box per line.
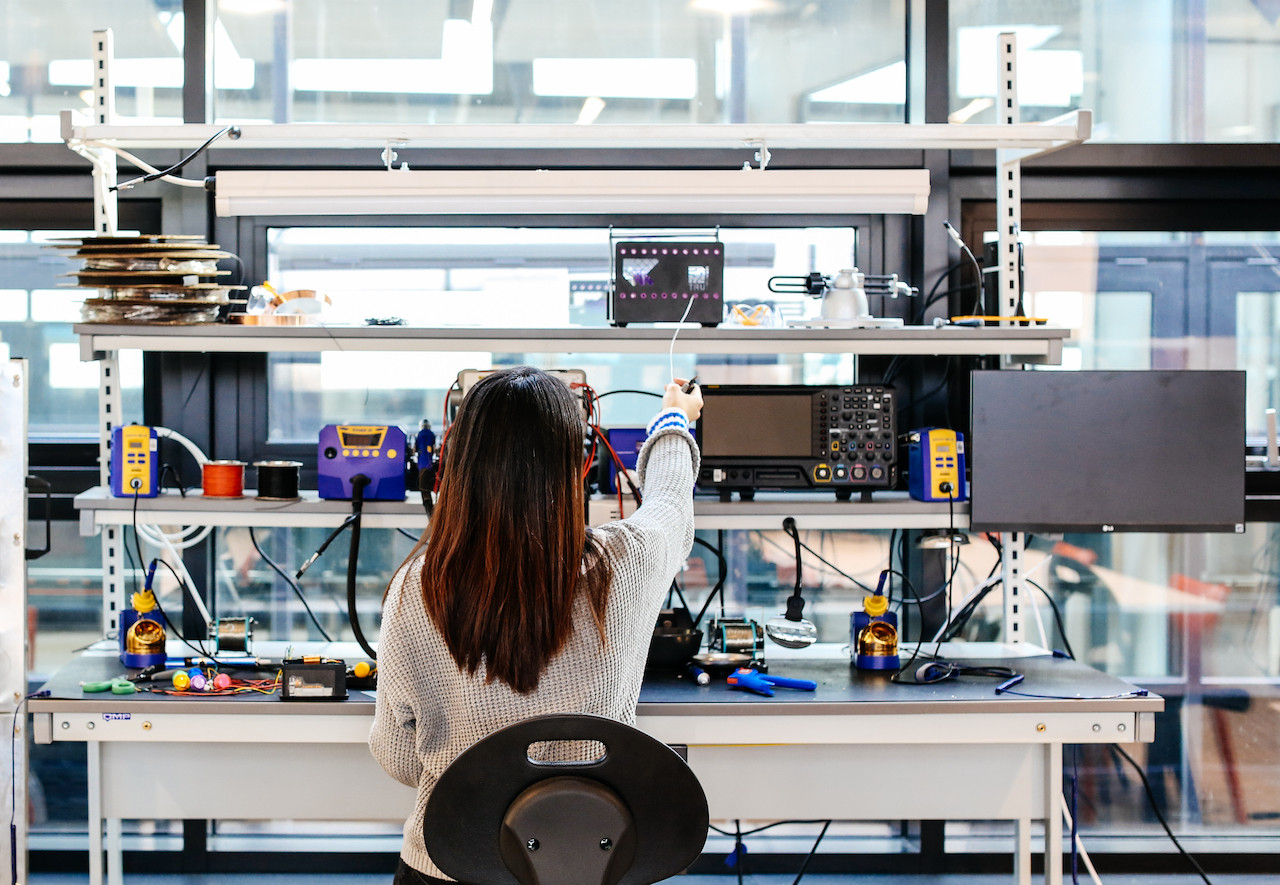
left=0, top=0, right=186, bottom=143
left=950, top=0, right=1280, bottom=142
left=262, top=225, right=863, bottom=442
left=215, top=0, right=906, bottom=125
left=0, top=230, right=143, bottom=436
left=961, top=225, right=1280, bottom=840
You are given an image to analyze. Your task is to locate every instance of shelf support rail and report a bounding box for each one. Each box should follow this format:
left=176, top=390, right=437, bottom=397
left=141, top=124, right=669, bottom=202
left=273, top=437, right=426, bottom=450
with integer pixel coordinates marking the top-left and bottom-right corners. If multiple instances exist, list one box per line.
left=1000, top=531, right=1028, bottom=645
left=73, top=30, right=128, bottom=635
left=64, top=30, right=120, bottom=238
left=995, top=32, right=1022, bottom=328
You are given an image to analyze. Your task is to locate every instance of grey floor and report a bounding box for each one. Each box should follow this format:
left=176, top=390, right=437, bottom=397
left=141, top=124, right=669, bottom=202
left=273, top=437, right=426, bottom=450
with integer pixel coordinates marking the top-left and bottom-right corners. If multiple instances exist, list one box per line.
left=23, top=875, right=1278, bottom=885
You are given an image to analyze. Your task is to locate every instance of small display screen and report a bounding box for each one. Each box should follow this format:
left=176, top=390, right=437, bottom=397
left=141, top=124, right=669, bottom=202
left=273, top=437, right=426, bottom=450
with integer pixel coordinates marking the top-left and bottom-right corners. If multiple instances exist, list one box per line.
left=700, top=393, right=812, bottom=457
left=340, top=430, right=384, bottom=447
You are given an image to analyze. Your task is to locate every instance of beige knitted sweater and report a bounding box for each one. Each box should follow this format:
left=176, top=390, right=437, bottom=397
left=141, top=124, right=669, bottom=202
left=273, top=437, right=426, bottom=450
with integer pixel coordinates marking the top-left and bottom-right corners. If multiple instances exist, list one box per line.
left=369, top=418, right=699, bottom=878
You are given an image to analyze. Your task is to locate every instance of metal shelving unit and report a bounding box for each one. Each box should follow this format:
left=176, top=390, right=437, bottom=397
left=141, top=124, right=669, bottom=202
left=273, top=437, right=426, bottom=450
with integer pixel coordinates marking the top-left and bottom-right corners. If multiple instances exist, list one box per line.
left=70, top=27, right=1069, bottom=645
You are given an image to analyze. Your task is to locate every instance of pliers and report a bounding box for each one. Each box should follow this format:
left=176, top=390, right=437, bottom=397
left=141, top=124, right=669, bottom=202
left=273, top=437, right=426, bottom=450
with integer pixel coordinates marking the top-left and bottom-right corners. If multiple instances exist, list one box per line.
left=726, top=668, right=817, bottom=697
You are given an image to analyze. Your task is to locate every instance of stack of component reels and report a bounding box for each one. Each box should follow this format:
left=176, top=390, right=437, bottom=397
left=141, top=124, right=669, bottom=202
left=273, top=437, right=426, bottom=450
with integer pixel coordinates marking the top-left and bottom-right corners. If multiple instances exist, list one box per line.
left=54, top=234, right=245, bottom=324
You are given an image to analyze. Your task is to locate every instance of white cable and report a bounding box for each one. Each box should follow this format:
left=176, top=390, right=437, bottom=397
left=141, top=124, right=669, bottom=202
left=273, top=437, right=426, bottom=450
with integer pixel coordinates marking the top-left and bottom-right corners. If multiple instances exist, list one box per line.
left=1061, top=792, right=1103, bottom=885
left=82, top=140, right=207, bottom=188
left=1022, top=552, right=1055, bottom=648
left=150, top=529, right=214, bottom=632
left=668, top=294, right=699, bottom=382
left=154, top=426, right=210, bottom=466
left=1028, top=582, right=1051, bottom=648
left=138, top=522, right=213, bottom=551
left=127, top=425, right=214, bottom=549
left=930, top=547, right=1060, bottom=643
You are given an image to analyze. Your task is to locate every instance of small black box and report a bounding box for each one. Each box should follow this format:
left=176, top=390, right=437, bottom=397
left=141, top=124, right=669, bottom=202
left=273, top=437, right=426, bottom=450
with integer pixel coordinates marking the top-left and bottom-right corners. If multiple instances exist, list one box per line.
left=610, top=241, right=724, bottom=327
left=280, top=659, right=347, bottom=700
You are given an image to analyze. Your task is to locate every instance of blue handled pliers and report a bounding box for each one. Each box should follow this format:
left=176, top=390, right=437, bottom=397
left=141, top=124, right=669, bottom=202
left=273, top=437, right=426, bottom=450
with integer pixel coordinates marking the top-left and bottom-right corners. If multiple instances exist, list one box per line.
left=726, top=668, right=817, bottom=697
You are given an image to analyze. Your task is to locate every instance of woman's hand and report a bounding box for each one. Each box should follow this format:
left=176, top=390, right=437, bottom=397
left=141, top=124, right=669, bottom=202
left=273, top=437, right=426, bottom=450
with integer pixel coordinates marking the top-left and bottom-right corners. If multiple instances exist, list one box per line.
left=664, top=378, right=703, bottom=422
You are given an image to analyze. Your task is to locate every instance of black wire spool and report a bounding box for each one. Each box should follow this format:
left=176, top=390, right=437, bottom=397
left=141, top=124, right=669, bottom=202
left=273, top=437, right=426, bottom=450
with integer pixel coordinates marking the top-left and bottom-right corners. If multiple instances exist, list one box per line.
left=254, top=460, right=302, bottom=500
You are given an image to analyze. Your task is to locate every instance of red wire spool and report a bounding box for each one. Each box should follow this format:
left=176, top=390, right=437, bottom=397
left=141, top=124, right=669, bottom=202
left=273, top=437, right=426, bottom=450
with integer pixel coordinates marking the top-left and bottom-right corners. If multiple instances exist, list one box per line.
left=202, top=460, right=246, bottom=498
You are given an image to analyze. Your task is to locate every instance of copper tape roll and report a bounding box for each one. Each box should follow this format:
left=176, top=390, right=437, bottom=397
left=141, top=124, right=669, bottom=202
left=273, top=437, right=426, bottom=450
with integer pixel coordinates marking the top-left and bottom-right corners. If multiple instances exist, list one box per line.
left=202, top=460, right=246, bottom=498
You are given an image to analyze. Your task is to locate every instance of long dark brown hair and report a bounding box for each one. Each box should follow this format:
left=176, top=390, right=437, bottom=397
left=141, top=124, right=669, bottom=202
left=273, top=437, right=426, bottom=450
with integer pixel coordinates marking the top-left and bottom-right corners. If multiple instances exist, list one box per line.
left=401, top=366, right=613, bottom=694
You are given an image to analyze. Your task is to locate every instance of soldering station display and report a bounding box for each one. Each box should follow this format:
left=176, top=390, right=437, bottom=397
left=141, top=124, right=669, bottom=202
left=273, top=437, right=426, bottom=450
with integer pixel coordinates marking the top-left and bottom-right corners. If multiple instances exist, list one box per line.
left=109, top=424, right=159, bottom=497
left=696, top=385, right=897, bottom=499
left=907, top=428, right=967, bottom=502
left=317, top=424, right=407, bottom=501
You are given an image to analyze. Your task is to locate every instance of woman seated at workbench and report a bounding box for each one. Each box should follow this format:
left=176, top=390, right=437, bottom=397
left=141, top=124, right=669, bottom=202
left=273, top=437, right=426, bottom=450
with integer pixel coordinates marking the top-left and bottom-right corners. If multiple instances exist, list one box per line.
left=370, top=365, right=702, bottom=885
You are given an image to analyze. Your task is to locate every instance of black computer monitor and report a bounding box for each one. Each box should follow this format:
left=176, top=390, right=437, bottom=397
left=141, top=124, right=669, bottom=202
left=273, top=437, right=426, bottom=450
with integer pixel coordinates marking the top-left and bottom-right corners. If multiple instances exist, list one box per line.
left=969, top=369, right=1246, bottom=533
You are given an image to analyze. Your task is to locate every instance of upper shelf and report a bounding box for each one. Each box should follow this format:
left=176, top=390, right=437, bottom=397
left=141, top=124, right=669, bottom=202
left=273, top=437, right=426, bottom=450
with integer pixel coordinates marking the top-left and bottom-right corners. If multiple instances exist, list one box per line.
left=76, top=324, right=1068, bottom=363
left=62, top=114, right=1091, bottom=160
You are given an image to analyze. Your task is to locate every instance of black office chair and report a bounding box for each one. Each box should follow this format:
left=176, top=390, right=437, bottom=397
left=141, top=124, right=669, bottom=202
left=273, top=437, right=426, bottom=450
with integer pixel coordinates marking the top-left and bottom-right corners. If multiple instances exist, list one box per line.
left=423, top=713, right=709, bottom=885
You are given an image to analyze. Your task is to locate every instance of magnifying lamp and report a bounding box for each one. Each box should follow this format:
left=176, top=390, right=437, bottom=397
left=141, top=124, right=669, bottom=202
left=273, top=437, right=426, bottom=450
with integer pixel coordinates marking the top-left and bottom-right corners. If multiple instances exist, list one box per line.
left=765, top=517, right=818, bottom=649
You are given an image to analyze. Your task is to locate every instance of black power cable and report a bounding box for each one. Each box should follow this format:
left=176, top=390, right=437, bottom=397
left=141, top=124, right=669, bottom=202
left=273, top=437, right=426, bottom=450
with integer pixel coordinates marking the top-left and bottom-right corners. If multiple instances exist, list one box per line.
left=691, top=531, right=727, bottom=629
left=1110, top=743, right=1213, bottom=885
left=248, top=527, right=333, bottom=642
left=112, top=124, right=241, bottom=191
left=346, top=475, right=378, bottom=660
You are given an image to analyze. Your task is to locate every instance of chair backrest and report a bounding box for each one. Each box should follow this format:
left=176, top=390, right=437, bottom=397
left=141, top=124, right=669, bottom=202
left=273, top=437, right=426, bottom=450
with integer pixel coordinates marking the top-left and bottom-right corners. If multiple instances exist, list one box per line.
left=423, top=713, right=708, bottom=885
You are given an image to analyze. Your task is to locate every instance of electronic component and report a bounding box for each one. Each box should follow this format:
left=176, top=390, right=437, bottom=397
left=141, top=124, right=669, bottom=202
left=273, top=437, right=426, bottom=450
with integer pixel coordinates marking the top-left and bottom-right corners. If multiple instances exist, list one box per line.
left=907, top=428, right=967, bottom=502
left=281, top=659, right=347, bottom=700
left=609, top=240, right=724, bottom=327
left=708, top=617, right=764, bottom=660
left=317, top=424, right=407, bottom=501
left=602, top=427, right=645, bottom=493
left=771, top=267, right=913, bottom=329
left=109, top=424, right=159, bottom=497
left=696, top=385, right=897, bottom=499
left=454, top=368, right=590, bottom=422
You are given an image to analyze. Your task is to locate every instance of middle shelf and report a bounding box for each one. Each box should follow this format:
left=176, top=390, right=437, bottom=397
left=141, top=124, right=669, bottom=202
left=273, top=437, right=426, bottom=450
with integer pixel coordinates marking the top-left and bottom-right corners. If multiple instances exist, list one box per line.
left=74, top=486, right=971, bottom=532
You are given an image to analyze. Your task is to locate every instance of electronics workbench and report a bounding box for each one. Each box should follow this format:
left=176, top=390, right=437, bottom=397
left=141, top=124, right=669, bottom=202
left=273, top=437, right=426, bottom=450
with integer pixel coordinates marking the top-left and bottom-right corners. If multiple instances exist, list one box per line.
left=31, top=642, right=1159, bottom=885
left=26, top=27, right=1171, bottom=885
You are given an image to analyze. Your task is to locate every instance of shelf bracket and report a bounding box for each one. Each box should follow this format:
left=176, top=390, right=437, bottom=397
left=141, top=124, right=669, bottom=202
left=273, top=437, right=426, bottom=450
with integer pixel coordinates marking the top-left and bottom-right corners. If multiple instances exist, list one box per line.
left=744, top=139, right=771, bottom=171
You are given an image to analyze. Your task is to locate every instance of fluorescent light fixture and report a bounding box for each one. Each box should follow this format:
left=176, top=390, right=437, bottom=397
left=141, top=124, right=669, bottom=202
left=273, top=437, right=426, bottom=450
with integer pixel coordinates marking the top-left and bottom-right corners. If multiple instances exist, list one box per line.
left=809, top=61, right=906, bottom=105
left=291, top=20, right=492, bottom=95
left=214, top=168, right=930, bottom=217
left=532, top=58, right=697, bottom=100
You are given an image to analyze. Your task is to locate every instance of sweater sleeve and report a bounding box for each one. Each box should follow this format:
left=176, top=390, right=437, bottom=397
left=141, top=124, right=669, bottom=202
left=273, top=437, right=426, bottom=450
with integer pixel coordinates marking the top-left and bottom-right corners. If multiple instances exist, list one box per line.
left=369, top=564, right=425, bottom=788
